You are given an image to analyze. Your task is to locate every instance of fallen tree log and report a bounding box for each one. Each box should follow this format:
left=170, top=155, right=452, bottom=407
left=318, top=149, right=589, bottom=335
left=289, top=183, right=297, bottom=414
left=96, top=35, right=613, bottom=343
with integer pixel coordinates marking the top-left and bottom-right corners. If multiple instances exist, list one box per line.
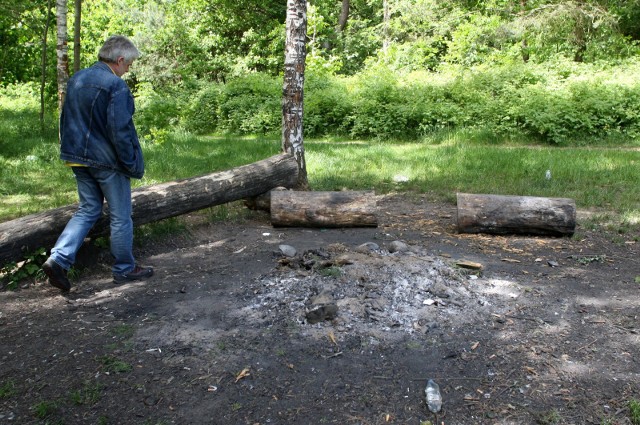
left=0, top=154, right=298, bottom=265
left=456, top=193, right=576, bottom=236
left=271, top=190, right=378, bottom=228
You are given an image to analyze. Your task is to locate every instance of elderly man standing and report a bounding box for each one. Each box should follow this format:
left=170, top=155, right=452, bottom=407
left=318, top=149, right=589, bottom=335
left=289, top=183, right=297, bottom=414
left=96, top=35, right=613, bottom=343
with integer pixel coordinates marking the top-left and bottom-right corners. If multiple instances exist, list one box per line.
left=42, top=35, right=153, bottom=292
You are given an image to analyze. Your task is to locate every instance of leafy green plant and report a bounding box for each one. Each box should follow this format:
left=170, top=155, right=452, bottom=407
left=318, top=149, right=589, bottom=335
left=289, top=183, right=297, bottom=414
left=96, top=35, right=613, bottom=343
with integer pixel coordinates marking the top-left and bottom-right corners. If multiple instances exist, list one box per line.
left=1, top=248, right=47, bottom=290
left=70, top=381, right=103, bottom=406
left=216, top=73, right=281, bottom=135
left=100, top=356, right=133, bottom=373
left=538, top=409, right=562, bottom=425
left=0, top=380, right=17, bottom=398
left=570, top=255, right=606, bottom=265
left=184, top=84, right=222, bottom=134
left=318, top=266, right=342, bottom=278
left=630, top=399, right=640, bottom=425
left=32, top=400, right=58, bottom=419
left=111, top=324, right=135, bottom=339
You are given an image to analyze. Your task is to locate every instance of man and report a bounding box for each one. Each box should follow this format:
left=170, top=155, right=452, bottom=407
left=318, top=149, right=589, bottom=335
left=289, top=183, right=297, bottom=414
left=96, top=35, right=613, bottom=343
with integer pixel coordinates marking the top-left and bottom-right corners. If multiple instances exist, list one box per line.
left=42, top=35, right=153, bottom=292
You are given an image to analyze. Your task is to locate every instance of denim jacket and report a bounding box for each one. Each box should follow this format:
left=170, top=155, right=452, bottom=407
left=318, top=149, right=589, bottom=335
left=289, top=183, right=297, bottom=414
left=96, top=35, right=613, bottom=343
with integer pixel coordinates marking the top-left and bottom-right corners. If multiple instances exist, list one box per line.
left=59, top=62, right=145, bottom=179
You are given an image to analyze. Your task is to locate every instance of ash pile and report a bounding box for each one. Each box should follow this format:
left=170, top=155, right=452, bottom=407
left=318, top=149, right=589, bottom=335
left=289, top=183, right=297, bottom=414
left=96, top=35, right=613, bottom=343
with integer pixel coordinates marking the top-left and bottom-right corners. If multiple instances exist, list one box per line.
left=244, top=241, right=517, bottom=336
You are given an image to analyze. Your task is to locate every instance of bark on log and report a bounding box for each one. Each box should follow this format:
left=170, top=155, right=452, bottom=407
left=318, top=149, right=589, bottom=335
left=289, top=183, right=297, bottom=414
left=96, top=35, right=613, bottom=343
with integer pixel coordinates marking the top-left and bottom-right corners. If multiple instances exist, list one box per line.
left=456, top=193, right=576, bottom=236
left=0, top=154, right=298, bottom=264
left=271, top=190, right=378, bottom=228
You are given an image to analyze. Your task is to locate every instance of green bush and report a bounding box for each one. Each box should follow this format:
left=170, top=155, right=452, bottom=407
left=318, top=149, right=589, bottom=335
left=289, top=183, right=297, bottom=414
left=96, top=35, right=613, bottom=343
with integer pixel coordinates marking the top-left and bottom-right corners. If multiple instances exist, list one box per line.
left=348, top=67, right=414, bottom=139
left=305, top=73, right=354, bottom=137
left=183, top=84, right=223, bottom=134
left=135, top=59, right=640, bottom=145
left=135, top=88, right=183, bottom=138
left=217, top=73, right=282, bottom=135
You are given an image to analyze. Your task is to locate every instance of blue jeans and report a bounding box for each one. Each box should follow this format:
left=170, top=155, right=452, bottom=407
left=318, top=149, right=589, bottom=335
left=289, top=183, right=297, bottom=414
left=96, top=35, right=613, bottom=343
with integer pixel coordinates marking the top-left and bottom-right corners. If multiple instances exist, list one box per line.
left=50, top=167, right=135, bottom=275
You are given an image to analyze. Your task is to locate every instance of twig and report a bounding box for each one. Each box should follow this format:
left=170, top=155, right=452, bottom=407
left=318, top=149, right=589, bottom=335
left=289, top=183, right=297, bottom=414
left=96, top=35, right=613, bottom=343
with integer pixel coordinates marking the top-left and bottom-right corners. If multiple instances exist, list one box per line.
left=576, top=338, right=599, bottom=352
left=612, top=324, right=637, bottom=334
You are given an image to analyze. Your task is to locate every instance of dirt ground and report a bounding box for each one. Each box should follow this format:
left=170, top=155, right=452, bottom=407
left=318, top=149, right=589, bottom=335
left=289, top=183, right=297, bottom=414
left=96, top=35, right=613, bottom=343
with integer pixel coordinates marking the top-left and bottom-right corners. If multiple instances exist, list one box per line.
left=1, top=193, right=639, bottom=425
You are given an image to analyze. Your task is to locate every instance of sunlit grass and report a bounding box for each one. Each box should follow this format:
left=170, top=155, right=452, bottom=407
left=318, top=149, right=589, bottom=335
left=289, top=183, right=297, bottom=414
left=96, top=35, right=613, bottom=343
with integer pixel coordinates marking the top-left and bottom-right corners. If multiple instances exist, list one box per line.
left=306, top=138, right=640, bottom=216
left=3, top=94, right=640, bottom=228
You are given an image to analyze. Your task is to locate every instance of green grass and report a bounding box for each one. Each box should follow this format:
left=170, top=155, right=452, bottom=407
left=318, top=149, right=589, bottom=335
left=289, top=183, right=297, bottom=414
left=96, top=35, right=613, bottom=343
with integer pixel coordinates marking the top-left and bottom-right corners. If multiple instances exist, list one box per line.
left=69, top=381, right=103, bottom=406
left=0, top=379, right=17, bottom=398
left=99, top=356, right=133, bottom=373
left=630, top=399, right=640, bottom=425
left=3, top=89, right=640, bottom=231
left=31, top=400, right=58, bottom=419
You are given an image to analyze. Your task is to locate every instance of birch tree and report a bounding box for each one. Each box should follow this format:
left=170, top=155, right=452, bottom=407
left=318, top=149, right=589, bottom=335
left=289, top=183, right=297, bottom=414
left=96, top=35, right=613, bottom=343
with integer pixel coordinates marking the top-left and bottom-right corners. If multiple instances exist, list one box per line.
left=73, top=0, right=80, bottom=72
left=40, top=0, right=53, bottom=126
left=281, top=0, right=308, bottom=190
left=55, top=0, right=69, bottom=110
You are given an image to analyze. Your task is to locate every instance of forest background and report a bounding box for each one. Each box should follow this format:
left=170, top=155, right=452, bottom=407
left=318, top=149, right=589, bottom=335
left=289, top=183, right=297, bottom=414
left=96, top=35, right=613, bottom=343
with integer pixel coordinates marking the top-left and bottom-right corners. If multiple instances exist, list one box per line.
left=2, top=0, right=640, bottom=144
left=3, top=0, right=640, bottom=227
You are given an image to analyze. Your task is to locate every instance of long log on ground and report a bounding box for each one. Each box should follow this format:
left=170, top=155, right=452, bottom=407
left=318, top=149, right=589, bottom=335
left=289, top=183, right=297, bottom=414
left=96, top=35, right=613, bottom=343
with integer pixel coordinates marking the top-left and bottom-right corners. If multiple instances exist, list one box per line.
left=456, top=193, right=576, bottom=236
left=271, top=190, right=378, bottom=228
left=0, top=154, right=298, bottom=264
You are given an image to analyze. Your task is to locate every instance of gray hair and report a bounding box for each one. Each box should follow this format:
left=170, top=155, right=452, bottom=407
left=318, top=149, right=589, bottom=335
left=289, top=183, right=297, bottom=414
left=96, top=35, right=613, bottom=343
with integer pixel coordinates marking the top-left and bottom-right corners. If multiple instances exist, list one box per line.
left=98, top=35, right=140, bottom=63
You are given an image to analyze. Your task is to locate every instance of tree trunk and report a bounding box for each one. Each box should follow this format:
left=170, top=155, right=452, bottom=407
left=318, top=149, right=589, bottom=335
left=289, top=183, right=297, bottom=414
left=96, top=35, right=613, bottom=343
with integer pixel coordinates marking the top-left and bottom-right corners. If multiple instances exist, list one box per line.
left=337, top=0, right=350, bottom=33
left=520, top=0, right=530, bottom=63
left=0, top=154, right=298, bottom=265
left=382, top=0, right=390, bottom=52
left=40, top=0, right=53, bottom=127
left=456, top=193, right=576, bottom=236
left=282, top=0, right=309, bottom=190
left=73, top=0, right=81, bottom=72
left=271, top=190, right=378, bottom=228
left=56, top=0, right=69, bottom=110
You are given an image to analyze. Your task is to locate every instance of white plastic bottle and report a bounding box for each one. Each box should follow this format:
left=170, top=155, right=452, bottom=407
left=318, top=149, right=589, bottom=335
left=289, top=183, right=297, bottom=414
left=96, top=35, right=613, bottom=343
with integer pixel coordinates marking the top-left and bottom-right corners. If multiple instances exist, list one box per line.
left=425, top=379, right=442, bottom=413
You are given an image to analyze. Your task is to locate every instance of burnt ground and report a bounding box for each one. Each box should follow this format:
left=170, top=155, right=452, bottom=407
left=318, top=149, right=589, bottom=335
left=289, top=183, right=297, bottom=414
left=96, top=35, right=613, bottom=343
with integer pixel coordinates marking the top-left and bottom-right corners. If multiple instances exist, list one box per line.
left=1, top=193, right=639, bottom=425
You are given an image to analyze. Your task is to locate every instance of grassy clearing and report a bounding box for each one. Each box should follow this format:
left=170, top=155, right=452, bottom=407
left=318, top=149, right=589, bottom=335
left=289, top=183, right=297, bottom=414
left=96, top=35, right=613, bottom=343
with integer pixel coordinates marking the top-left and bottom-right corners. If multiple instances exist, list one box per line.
left=306, top=136, right=640, bottom=213
left=2, top=92, right=640, bottom=230
left=2, top=127, right=640, bottom=225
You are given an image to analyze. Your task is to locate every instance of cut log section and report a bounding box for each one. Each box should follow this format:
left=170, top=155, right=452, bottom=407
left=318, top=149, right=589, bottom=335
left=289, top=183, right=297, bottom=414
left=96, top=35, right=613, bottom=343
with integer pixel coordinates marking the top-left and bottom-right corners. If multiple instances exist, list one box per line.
left=456, top=193, right=576, bottom=236
left=0, top=154, right=298, bottom=264
left=271, top=190, right=378, bottom=228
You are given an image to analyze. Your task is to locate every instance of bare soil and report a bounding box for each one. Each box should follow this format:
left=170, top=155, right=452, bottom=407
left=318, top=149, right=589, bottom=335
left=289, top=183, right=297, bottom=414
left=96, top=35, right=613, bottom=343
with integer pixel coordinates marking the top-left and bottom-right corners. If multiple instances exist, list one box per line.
left=1, top=193, right=639, bottom=425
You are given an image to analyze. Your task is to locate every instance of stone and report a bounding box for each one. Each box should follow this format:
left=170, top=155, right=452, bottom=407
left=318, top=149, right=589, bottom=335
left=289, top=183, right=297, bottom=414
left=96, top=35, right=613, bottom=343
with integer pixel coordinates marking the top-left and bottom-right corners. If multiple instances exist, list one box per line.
left=278, top=244, right=297, bottom=257
left=355, top=242, right=379, bottom=253
left=388, top=240, right=409, bottom=253
left=305, top=304, right=338, bottom=324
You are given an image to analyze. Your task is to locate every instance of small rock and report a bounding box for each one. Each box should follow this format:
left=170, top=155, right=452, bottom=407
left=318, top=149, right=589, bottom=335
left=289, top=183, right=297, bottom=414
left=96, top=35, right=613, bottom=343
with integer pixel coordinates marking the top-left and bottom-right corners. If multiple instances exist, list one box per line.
left=305, top=304, right=338, bottom=324
left=278, top=244, right=297, bottom=257
left=310, top=291, right=334, bottom=305
left=388, top=241, right=409, bottom=253
left=355, top=242, right=379, bottom=253
left=547, top=260, right=559, bottom=267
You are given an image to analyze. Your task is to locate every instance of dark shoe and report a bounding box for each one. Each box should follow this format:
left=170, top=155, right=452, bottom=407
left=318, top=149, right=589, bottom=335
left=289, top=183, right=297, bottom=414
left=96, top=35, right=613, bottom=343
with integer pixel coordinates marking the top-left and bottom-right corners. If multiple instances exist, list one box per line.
left=42, top=258, right=71, bottom=292
left=113, top=265, right=154, bottom=284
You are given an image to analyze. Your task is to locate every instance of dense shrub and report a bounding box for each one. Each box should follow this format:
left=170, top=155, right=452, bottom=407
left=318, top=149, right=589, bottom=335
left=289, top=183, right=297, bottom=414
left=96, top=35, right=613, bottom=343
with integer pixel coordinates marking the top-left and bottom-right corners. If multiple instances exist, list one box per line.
left=304, top=73, right=354, bottom=137
left=348, top=67, right=416, bottom=139
left=135, top=84, right=185, bottom=139
left=183, top=84, right=222, bottom=134
left=136, top=59, right=640, bottom=144
left=216, top=73, right=282, bottom=135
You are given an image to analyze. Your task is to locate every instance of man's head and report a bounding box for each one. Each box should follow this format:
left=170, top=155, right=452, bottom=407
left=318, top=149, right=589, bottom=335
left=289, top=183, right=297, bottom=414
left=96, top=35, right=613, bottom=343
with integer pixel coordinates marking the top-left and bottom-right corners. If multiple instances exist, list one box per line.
left=98, top=35, right=140, bottom=77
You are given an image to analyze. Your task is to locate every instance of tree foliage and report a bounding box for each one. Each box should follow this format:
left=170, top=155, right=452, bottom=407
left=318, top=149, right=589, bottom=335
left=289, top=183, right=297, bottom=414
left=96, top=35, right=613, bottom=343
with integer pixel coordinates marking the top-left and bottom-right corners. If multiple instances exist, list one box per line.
left=2, top=0, right=640, bottom=87
left=2, top=0, right=640, bottom=145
